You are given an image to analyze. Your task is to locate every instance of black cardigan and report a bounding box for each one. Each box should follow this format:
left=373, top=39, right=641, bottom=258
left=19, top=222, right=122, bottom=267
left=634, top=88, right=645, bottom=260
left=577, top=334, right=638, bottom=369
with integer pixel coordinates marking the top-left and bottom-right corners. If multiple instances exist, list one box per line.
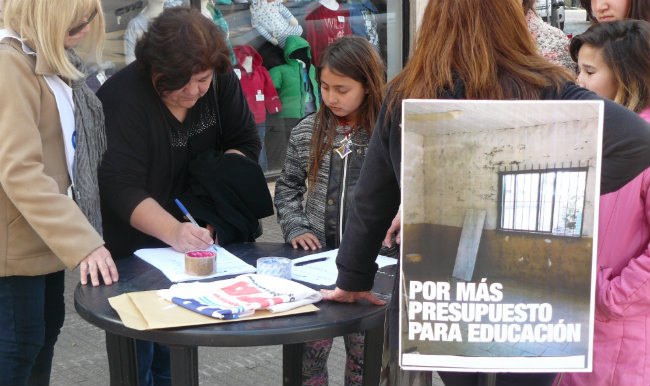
left=97, top=63, right=260, bottom=258
left=335, top=83, right=650, bottom=292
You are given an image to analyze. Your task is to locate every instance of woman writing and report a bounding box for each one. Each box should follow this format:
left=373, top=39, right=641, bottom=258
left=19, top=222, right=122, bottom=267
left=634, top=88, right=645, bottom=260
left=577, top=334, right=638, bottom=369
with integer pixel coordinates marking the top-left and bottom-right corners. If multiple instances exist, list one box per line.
left=0, top=0, right=118, bottom=384
left=321, top=0, right=650, bottom=385
left=97, top=7, right=262, bottom=385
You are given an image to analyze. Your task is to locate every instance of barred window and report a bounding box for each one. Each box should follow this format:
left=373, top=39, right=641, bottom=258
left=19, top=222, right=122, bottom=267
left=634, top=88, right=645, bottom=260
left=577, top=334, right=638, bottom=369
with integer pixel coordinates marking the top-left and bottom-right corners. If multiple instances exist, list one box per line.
left=498, top=167, right=588, bottom=236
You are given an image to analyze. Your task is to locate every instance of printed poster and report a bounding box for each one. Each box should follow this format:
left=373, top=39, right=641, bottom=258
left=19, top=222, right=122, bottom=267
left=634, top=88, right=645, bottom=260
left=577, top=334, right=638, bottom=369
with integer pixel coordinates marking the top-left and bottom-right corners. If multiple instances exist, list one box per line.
left=399, top=100, right=603, bottom=372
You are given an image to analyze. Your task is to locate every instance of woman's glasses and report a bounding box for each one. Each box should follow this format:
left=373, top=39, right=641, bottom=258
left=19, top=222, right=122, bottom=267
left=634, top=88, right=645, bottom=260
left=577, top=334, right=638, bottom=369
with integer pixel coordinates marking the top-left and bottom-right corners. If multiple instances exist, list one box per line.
left=68, top=9, right=97, bottom=36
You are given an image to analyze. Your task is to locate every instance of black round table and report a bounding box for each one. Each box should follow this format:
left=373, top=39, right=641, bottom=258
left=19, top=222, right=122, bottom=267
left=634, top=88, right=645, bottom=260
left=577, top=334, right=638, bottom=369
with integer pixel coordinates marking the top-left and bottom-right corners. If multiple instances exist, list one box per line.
left=74, top=242, right=395, bottom=386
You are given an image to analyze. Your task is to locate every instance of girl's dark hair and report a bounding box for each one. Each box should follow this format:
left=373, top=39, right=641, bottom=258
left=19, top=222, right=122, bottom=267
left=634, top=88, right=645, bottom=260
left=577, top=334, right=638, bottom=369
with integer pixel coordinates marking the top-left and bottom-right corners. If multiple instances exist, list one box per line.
left=570, top=19, right=650, bottom=113
left=135, top=7, right=231, bottom=94
left=306, top=36, right=386, bottom=189
left=581, top=0, right=650, bottom=22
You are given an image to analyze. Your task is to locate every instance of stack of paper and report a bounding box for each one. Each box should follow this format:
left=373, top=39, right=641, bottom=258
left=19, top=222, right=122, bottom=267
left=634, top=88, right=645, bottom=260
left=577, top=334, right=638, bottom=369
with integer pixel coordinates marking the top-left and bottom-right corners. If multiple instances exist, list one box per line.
left=291, top=249, right=397, bottom=286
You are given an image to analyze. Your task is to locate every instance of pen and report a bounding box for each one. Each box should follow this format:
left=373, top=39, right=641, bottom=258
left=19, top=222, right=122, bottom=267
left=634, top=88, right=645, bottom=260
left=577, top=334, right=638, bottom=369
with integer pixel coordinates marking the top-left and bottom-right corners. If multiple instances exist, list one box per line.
left=294, top=257, right=328, bottom=266
left=175, top=198, right=218, bottom=252
left=174, top=199, right=199, bottom=227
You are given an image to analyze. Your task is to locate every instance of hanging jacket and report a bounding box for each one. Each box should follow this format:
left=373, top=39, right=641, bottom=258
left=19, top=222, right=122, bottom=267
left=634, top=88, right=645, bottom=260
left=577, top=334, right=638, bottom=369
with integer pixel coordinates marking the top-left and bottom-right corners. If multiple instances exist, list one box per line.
left=269, top=35, right=320, bottom=119
left=346, top=0, right=379, bottom=50
left=305, top=3, right=352, bottom=65
left=249, top=0, right=303, bottom=48
left=208, top=2, right=237, bottom=65
left=234, top=45, right=282, bottom=124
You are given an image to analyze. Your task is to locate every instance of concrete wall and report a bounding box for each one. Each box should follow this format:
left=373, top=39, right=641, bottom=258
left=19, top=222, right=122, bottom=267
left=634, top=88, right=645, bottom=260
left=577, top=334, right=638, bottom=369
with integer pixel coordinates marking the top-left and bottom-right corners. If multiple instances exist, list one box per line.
left=403, top=223, right=593, bottom=291
left=403, top=118, right=598, bottom=237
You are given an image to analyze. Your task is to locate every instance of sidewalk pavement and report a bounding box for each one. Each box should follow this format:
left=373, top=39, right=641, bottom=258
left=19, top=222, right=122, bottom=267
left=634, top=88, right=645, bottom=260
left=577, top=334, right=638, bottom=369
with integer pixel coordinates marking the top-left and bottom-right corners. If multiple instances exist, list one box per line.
left=50, top=182, right=443, bottom=386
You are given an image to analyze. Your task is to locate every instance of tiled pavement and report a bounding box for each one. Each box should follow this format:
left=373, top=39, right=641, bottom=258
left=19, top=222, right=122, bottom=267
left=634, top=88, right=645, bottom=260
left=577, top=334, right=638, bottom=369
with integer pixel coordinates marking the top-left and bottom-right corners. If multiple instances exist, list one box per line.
left=50, top=182, right=443, bottom=386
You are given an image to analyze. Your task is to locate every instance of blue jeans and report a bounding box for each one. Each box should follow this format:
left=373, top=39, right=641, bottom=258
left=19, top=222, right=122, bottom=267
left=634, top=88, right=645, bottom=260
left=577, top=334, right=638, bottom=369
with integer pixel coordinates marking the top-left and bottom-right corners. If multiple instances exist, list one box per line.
left=136, top=340, right=171, bottom=386
left=0, top=271, right=65, bottom=386
left=257, top=122, right=268, bottom=172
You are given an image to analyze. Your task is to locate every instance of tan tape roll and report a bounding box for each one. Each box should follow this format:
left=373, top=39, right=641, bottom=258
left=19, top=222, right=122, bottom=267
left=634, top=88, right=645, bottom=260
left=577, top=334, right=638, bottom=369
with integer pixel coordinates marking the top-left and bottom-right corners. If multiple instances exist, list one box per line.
left=185, top=250, right=216, bottom=276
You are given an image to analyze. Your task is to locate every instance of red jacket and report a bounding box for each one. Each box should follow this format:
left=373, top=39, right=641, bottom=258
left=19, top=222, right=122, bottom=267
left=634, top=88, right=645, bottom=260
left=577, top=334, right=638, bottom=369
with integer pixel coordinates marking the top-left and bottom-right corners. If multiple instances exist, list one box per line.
left=305, top=4, right=352, bottom=66
left=233, top=45, right=282, bottom=124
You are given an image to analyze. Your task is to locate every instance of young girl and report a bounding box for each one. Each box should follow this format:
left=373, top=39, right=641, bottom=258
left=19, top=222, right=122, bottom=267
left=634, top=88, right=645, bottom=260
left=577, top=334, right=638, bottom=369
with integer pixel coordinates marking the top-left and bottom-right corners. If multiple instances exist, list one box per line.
left=274, top=35, right=386, bottom=386
left=581, top=0, right=649, bottom=22
left=570, top=20, right=650, bottom=123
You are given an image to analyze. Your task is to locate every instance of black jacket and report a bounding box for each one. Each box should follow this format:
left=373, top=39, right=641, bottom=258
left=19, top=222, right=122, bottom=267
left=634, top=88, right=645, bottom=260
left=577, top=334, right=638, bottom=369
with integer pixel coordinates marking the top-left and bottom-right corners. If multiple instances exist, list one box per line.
left=180, top=150, right=273, bottom=245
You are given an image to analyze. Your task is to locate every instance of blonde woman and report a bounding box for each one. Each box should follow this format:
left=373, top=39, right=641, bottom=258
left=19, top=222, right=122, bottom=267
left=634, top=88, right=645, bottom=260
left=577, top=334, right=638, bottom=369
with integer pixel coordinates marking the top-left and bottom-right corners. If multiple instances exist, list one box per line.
left=0, top=0, right=118, bottom=384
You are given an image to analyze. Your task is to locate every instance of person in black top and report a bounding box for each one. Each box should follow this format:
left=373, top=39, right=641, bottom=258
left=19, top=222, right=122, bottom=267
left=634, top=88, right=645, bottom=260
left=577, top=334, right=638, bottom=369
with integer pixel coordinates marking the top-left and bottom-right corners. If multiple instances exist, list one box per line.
left=321, top=0, right=650, bottom=385
left=97, top=7, right=260, bottom=385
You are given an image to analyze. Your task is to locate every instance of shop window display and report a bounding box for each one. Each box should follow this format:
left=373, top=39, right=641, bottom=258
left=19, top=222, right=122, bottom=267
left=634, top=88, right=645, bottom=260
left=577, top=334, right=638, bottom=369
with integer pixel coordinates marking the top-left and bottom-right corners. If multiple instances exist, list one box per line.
left=99, top=0, right=402, bottom=175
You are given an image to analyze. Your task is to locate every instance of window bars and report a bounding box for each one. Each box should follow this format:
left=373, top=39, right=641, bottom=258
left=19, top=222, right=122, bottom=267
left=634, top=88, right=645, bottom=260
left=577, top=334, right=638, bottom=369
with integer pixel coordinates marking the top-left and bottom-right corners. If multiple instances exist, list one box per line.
left=497, top=162, right=588, bottom=237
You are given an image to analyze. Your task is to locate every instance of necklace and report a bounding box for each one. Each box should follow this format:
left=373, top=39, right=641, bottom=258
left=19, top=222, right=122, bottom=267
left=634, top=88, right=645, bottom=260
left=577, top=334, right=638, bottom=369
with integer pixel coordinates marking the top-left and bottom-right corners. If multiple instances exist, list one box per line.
left=335, top=120, right=355, bottom=159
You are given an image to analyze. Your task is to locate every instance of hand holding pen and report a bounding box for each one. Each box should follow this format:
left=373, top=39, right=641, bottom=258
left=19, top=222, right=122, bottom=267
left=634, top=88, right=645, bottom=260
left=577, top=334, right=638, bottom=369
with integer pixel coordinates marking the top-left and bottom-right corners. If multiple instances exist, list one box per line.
left=173, top=199, right=215, bottom=252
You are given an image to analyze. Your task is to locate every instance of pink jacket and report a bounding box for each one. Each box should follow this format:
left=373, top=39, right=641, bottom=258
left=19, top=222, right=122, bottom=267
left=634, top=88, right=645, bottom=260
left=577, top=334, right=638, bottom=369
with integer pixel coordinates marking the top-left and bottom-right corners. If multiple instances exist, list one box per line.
left=558, top=170, right=650, bottom=385
left=640, top=106, right=650, bottom=125
left=233, top=45, right=282, bottom=124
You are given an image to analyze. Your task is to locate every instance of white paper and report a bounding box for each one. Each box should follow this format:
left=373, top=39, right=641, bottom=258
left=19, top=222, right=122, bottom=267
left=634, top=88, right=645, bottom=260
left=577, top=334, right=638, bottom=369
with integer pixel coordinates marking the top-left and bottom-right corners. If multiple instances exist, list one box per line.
left=291, top=249, right=397, bottom=286
left=134, top=246, right=256, bottom=282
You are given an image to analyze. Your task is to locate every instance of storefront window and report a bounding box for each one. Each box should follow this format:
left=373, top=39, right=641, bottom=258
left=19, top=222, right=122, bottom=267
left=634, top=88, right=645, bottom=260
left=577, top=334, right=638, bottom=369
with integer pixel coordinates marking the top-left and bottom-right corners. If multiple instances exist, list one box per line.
left=99, top=0, right=404, bottom=176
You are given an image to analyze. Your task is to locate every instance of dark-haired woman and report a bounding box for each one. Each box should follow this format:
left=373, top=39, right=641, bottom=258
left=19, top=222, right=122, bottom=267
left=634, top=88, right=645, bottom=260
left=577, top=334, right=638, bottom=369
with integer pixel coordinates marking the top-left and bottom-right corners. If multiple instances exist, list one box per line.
left=97, top=7, right=260, bottom=385
left=581, top=0, right=649, bottom=22
left=321, top=0, right=650, bottom=385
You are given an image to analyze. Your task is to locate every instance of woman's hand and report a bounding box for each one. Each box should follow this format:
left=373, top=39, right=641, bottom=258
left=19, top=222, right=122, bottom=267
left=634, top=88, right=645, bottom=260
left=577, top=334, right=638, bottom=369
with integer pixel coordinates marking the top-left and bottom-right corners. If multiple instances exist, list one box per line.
left=291, top=232, right=322, bottom=250
left=383, top=208, right=402, bottom=248
left=79, top=246, right=119, bottom=287
left=169, top=222, right=214, bottom=252
left=320, top=287, right=386, bottom=306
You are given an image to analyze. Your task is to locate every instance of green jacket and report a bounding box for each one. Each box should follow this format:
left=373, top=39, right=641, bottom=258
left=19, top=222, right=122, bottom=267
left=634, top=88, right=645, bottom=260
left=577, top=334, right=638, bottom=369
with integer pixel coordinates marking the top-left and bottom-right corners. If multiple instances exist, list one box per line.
left=269, top=36, right=320, bottom=119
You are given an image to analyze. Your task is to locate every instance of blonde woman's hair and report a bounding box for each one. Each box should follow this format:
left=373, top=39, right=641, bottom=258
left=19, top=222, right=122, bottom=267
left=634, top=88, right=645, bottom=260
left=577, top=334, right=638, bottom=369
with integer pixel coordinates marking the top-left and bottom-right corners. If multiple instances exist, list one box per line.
left=1, top=0, right=105, bottom=80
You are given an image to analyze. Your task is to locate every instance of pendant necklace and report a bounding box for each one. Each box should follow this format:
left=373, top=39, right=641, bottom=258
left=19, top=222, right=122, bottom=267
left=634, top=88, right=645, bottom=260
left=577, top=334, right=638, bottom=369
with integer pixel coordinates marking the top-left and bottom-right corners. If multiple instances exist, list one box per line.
left=335, top=120, right=354, bottom=159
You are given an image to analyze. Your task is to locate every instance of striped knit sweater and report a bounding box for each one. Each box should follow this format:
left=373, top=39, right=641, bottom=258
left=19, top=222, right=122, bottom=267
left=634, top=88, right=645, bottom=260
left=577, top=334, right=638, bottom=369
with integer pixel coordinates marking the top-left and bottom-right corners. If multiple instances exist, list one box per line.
left=274, top=114, right=371, bottom=244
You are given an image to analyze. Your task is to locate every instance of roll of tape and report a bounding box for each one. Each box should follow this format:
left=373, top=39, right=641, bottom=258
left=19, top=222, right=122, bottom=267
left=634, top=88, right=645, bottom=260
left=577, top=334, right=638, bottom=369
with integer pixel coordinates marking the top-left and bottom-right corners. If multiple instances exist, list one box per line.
left=256, top=257, right=292, bottom=280
left=185, top=250, right=216, bottom=276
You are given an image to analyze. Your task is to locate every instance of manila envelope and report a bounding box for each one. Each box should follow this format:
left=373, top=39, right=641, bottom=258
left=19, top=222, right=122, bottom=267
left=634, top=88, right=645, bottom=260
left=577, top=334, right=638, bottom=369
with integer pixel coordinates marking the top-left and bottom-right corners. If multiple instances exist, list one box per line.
left=109, top=290, right=319, bottom=330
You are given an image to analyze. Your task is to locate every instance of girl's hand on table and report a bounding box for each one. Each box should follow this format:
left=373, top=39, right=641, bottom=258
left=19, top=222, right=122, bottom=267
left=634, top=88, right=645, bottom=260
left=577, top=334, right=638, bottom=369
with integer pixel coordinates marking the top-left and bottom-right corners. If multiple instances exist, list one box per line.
left=291, top=232, right=322, bottom=251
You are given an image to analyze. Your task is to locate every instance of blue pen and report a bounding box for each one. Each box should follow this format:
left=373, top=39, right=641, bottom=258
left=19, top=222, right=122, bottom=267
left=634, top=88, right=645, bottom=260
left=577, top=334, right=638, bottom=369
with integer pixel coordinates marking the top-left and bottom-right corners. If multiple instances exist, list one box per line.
left=174, top=198, right=199, bottom=227
left=174, top=199, right=218, bottom=252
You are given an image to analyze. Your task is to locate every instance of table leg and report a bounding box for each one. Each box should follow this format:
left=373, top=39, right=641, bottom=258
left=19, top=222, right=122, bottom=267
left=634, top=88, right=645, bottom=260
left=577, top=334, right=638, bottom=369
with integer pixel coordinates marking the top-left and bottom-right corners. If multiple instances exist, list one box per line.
left=478, top=373, right=497, bottom=386
left=105, top=332, right=138, bottom=386
left=282, top=343, right=303, bottom=386
left=363, top=323, right=384, bottom=386
left=169, top=346, right=199, bottom=386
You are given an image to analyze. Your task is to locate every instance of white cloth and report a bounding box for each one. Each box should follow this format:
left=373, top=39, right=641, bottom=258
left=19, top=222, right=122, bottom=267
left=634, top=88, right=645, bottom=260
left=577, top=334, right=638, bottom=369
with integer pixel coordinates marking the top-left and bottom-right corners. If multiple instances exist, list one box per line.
left=158, top=274, right=323, bottom=319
